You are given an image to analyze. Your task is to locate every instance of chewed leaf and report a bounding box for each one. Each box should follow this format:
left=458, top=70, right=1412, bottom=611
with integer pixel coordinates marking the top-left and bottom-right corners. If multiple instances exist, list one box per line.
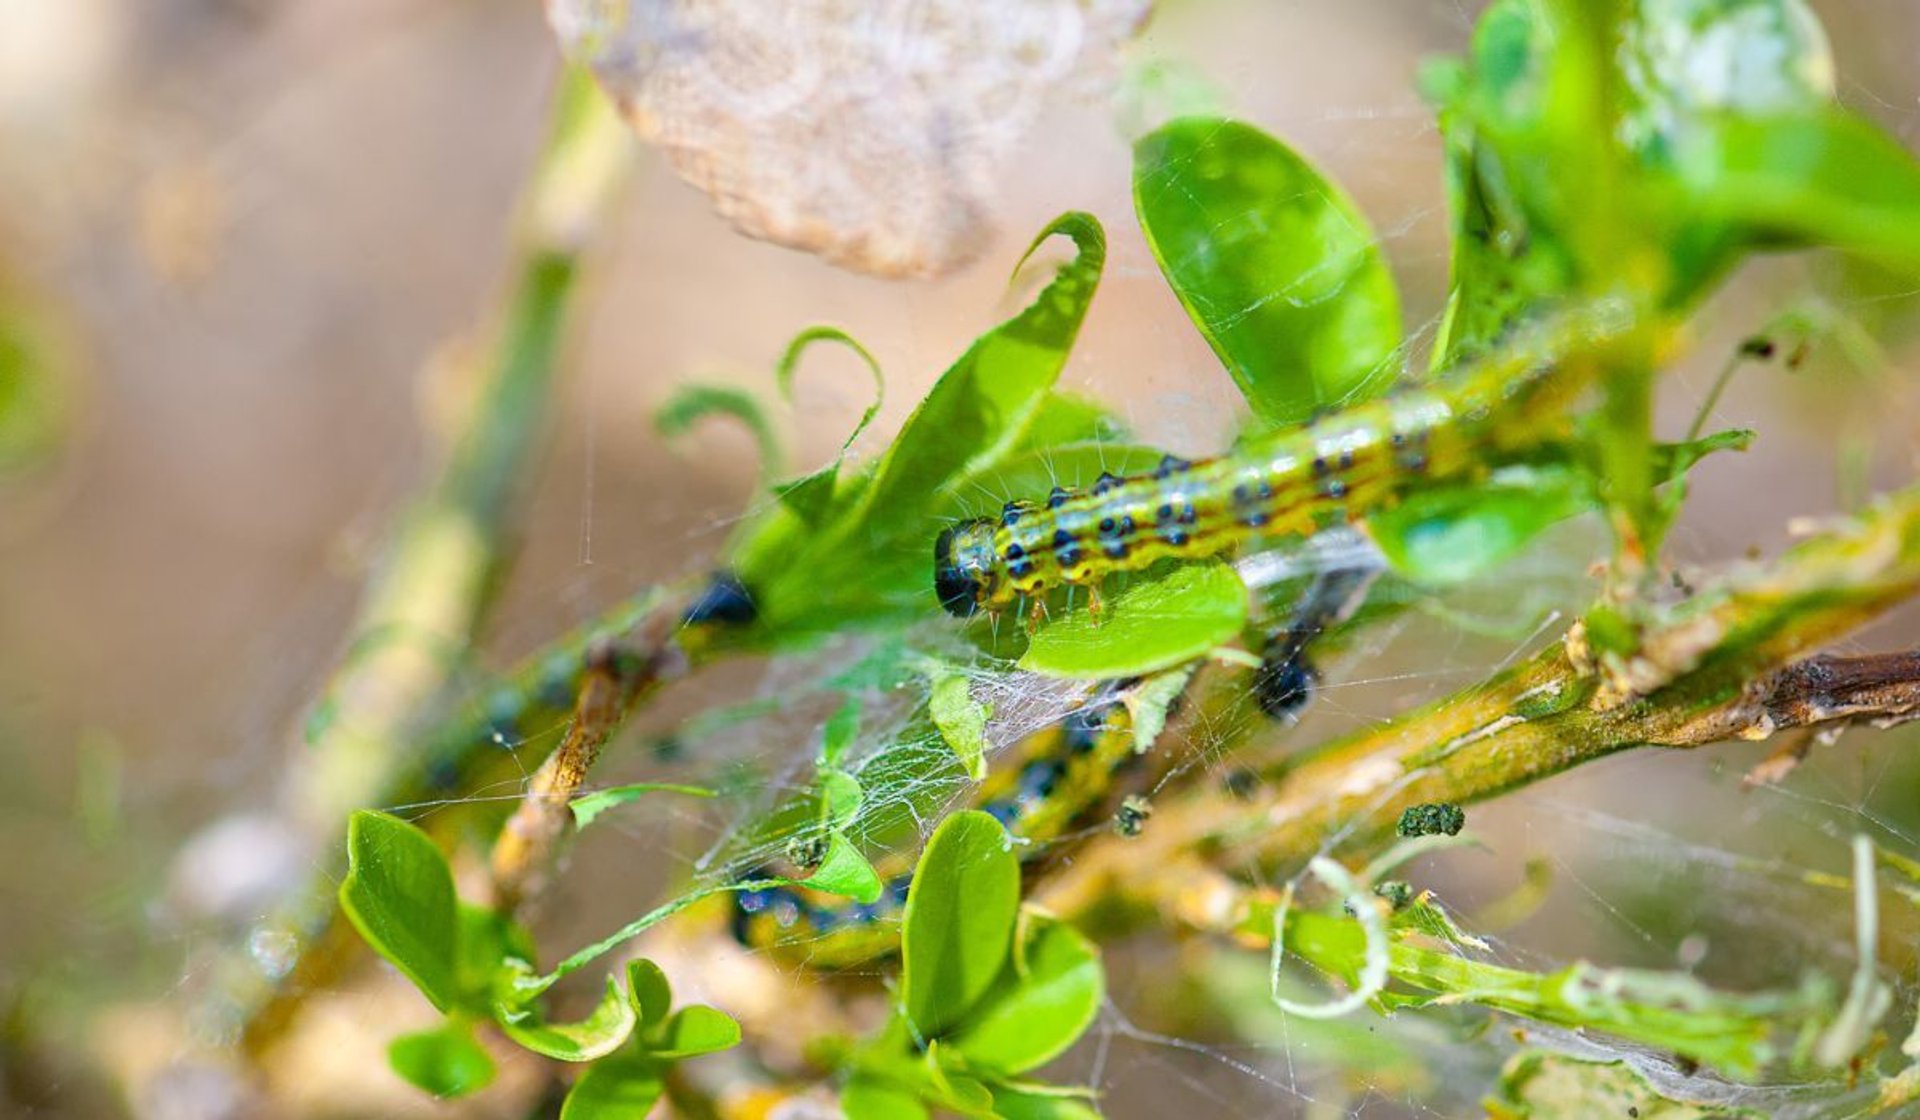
left=771, top=326, right=886, bottom=525
left=1020, top=561, right=1247, bottom=679
left=654, top=384, right=782, bottom=483
left=928, top=674, right=990, bottom=781
left=733, top=212, right=1106, bottom=634
left=339, top=811, right=462, bottom=1013
left=1135, top=117, right=1401, bottom=429
left=857, top=212, right=1106, bottom=530
left=802, top=831, right=885, bottom=905
left=570, top=782, right=715, bottom=830
left=497, top=975, right=637, bottom=1062
left=776, top=326, right=885, bottom=450
left=899, top=811, right=1020, bottom=1037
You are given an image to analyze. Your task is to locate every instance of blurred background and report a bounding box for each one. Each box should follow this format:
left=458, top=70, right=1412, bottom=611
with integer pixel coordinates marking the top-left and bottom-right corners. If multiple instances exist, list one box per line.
left=4, top=1, right=1920, bottom=1116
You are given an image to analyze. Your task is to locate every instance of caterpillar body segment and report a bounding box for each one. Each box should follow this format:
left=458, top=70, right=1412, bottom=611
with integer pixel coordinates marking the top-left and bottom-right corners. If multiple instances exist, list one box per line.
left=730, top=680, right=1139, bottom=962
left=934, top=304, right=1628, bottom=618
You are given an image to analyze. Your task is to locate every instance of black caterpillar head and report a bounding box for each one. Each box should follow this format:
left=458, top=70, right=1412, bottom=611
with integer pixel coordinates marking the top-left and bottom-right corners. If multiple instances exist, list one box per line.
left=934, top=519, right=999, bottom=617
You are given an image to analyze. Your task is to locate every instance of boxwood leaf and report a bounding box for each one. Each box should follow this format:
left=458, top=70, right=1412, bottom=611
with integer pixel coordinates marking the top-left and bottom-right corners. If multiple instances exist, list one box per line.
left=929, top=674, right=990, bottom=781
left=339, top=810, right=462, bottom=1013
left=559, top=1056, right=665, bottom=1120
left=990, top=1084, right=1105, bottom=1120
left=803, top=831, right=885, bottom=906
left=950, top=915, right=1104, bottom=1076
left=650, top=1004, right=742, bottom=1059
left=900, top=811, right=1020, bottom=1037
left=1672, top=110, right=1920, bottom=274
left=497, top=976, right=637, bottom=1062
left=626, top=958, right=672, bottom=1028
left=734, top=213, right=1105, bottom=633
left=842, top=1075, right=932, bottom=1120
left=1135, top=117, right=1401, bottom=429
left=1365, top=463, right=1591, bottom=585
left=1019, top=561, right=1247, bottom=679
left=570, top=782, right=714, bottom=829
left=654, top=384, right=780, bottom=483
left=386, top=1020, right=496, bottom=1099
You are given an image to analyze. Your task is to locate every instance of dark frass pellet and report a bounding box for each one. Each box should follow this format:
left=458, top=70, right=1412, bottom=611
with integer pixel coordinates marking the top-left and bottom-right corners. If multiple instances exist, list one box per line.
left=1113, top=795, right=1152, bottom=837
left=1396, top=802, right=1465, bottom=838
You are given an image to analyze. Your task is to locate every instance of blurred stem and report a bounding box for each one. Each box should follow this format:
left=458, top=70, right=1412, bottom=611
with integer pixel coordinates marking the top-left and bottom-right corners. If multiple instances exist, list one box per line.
left=212, top=65, right=634, bottom=1055
left=1040, top=480, right=1920, bottom=923
left=288, top=63, right=630, bottom=840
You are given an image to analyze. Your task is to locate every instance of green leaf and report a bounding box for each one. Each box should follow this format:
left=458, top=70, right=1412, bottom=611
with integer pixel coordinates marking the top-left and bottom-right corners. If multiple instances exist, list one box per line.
left=1366, top=463, right=1591, bottom=585
left=1014, top=392, right=1124, bottom=450
left=626, top=958, right=672, bottom=1028
left=919, top=1044, right=996, bottom=1115
left=990, top=1084, right=1105, bottom=1120
left=1019, top=562, right=1247, bottom=679
left=1134, top=117, right=1401, bottom=429
left=456, top=904, right=533, bottom=1008
left=497, top=976, right=637, bottom=1062
left=560, top=1056, right=665, bottom=1120
left=899, top=811, right=1021, bottom=1037
left=650, top=1004, right=742, bottom=1059
left=569, top=782, right=715, bottom=829
left=929, top=674, right=991, bottom=781
left=777, top=326, right=886, bottom=448
left=842, top=1075, right=932, bottom=1120
left=387, top=1021, right=496, bottom=1099
left=338, top=811, right=462, bottom=1013
left=769, top=326, right=886, bottom=525
left=1126, top=666, right=1198, bottom=753
left=654, top=384, right=781, bottom=482
left=1424, top=0, right=1585, bottom=366
left=1672, top=110, right=1920, bottom=274
left=862, top=212, right=1106, bottom=527
left=950, top=916, right=1104, bottom=1076
left=803, top=831, right=885, bottom=905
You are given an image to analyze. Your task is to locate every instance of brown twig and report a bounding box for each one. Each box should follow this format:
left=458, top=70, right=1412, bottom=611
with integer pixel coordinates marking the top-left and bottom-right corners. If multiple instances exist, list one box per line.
left=488, top=610, right=688, bottom=915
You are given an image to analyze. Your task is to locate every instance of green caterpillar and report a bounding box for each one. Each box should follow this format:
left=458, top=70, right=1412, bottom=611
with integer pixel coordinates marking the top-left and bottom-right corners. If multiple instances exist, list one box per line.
left=934, top=304, right=1632, bottom=618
